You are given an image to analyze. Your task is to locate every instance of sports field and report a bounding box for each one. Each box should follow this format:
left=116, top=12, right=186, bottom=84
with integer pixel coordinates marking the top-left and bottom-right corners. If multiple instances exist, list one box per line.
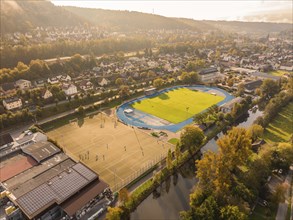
left=264, top=102, right=293, bottom=143
left=131, top=88, right=224, bottom=123
left=47, top=112, right=173, bottom=190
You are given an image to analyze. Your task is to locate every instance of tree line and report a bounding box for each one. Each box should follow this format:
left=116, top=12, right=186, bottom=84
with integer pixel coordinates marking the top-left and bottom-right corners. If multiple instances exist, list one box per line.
left=1, top=37, right=152, bottom=68
left=180, top=125, right=293, bottom=220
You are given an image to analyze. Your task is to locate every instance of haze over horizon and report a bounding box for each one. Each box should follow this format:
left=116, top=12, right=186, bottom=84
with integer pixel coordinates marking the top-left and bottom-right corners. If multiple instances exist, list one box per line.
left=51, top=0, right=293, bottom=23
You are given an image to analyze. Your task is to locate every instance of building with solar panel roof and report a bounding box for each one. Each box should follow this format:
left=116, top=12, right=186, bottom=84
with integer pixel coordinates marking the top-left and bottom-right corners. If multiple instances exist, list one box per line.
left=0, top=141, right=109, bottom=220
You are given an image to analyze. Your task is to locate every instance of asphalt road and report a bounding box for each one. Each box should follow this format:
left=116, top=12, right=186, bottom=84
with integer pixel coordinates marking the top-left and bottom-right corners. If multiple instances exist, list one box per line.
left=276, top=165, right=293, bottom=220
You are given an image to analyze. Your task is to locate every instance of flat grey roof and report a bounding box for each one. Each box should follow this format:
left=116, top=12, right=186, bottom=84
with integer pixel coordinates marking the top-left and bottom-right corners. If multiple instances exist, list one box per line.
left=251, top=72, right=281, bottom=80
left=22, top=141, right=61, bottom=163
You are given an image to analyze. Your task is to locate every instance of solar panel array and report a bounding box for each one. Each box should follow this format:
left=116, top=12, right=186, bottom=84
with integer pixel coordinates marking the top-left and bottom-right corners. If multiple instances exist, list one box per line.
left=72, top=163, right=97, bottom=181
left=50, top=170, right=88, bottom=201
left=15, top=163, right=98, bottom=218
left=16, top=184, right=56, bottom=216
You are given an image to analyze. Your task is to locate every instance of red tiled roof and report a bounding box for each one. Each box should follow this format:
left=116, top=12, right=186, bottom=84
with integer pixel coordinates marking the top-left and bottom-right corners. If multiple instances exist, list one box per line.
left=0, top=155, right=37, bottom=182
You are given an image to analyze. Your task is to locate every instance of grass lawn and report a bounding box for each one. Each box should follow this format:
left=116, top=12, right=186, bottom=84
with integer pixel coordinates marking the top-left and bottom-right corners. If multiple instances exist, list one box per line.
left=168, top=138, right=179, bottom=145
left=131, top=88, right=224, bottom=123
left=250, top=204, right=278, bottom=220
left=263, top=102, right=293, bottom=143
left=268, top=70, right=291, bottom=76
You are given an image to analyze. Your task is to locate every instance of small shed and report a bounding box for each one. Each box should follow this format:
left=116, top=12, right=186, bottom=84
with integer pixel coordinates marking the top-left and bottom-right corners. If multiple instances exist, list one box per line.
left=124, top=109, right=134, bottom=114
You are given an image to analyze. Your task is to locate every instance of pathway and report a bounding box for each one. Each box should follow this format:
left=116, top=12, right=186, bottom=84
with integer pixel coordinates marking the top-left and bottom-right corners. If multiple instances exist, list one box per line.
left=276, top=165, right=293, bottom=220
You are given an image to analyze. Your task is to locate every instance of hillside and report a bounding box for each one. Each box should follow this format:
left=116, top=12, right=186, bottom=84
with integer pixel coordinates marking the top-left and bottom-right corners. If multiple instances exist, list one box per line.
left=63, top=6, right=192, bottom=31
left=0, top=0, right=87, bottom=33
left=203, top=20, right=292, bottom=34
left=176, top=18, right=292, bottom=34
left=0, top=1, right=291, bottom=34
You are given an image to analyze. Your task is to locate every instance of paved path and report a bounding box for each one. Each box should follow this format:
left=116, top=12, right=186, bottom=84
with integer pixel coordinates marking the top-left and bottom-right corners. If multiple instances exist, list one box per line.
left=276, top=165, right=293, bottom=220
left=291, top=172, right=293, bottom=220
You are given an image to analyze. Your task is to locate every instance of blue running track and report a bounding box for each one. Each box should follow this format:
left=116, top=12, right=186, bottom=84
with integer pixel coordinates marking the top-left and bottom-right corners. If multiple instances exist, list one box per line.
left=116, top=85, right=234, bottom=132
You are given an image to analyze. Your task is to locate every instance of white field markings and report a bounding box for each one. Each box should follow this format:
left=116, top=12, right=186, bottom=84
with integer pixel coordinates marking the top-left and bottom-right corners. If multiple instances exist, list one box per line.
left=48, top=114, right=172, bottom=184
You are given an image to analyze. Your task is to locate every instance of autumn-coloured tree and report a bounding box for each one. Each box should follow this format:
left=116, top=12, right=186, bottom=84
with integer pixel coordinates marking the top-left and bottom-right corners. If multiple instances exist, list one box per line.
left=217, top=127, right=252, bottom=170
left=220, top=205, right=247, bottom=220
left=118, top=188, right=129, bottom=205
left=180, top=125, right=205, bottom=149
left=106, top=207, right=123, bottom=220
left=115, top=78, right=124, bottom=86
left=166, top=149, right=173, bottom=170
left=175, top=143, right=182, bottom=163
left=247, top=124, right=264, bottom=142
left=153, top=78, right=164, bottom=88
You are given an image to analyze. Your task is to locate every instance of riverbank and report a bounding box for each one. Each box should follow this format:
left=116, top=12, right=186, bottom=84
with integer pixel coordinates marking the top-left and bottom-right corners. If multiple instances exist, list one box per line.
left=130, top=107, right=263, bottom=220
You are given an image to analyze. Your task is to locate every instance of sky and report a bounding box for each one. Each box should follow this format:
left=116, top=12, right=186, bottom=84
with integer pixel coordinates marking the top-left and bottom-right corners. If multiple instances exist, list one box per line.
left=51, top=0, right=292, bottom=22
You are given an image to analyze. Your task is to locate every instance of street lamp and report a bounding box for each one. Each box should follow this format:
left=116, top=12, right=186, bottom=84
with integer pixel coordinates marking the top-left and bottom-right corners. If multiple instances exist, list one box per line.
left=186, top=106, right=189, bottom=125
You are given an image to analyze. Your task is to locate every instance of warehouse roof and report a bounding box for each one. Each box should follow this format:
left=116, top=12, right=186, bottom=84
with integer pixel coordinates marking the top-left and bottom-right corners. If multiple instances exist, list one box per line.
left=21, top=141, right=60, bottom=163
left=15, top=163, right=99, bottom=219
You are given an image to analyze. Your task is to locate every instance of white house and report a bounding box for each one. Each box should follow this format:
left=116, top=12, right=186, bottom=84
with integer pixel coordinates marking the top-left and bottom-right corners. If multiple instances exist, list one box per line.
left=15, top=79, right=31, bottom=90
left=34, top=79, right=46, bottom=87
left=47, top=77, right=59, bottom=84
left=57, top=75, right=72, bottom=82
left=199, top=67, right=219, bottom=83
left=98, top=78, right=110, bottom=87
left=3, top=97, right=22, bottom=110
left=62, top=84, right=77, bottom=96
left=279, top=65, right=293, bottom=72
left=147, top=61, right=159, bottom=68
left=41, top=89, right=53, bottom=100
left=79, top=80, right=93, bottom=91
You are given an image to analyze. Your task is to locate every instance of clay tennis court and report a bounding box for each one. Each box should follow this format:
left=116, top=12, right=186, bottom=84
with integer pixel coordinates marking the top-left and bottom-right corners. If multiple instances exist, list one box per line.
left=0, top=154, right=37, bottom=182
left=47, top=112, right=173, bottom=190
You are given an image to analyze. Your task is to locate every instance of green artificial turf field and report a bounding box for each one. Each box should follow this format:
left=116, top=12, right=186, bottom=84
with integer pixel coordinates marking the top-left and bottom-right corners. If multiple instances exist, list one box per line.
left=132, top=88, right=224, bottom=123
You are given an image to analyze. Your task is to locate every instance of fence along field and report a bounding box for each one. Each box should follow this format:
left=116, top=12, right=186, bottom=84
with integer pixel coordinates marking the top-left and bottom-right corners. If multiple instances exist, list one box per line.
left=47, top=112, right=173, bottom=191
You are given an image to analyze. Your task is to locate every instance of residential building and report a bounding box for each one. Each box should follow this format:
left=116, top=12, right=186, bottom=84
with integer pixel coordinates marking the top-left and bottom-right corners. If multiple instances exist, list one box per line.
left=98, top=78, right=110, bottom=87
left=34, top=79, right=46, bottom=87
left=0, top=83, right=16, bottom=95
left=3, top=97, right=22, bottom=110
left=243, top=80, right=263, bottom=94
left=0, top=133, right=14, bottom=150
left=41, top=89, right=53, bottom=100
left=58, top=75, right=72, bottom=82
left=199, top=67, right=219, bottom=83
left=48, top=77, right=59, bottom=84
left=251, top=72, right=280, bottom=81
left=15, top=79, right=32, bottom=90
left=144, top=87, right=157, bottom=96
left=62, top=84, right=77, bottom=96
left=279, top=65, right=293, bottom=71
left=79, top=80, right=94, bottom=91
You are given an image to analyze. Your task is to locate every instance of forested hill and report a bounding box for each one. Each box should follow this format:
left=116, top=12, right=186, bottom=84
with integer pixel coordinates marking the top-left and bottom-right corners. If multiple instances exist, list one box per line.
left=176, top=18, right=293, bottom=34
left=0, top=0, right=87, bottom=33
left=198, top=20, right=292, bottom=35
left=63, top=7, right=293, bottom=34
left=63, top=6, right=192, bottom=31
left=1, top=0, right=292, bottom=34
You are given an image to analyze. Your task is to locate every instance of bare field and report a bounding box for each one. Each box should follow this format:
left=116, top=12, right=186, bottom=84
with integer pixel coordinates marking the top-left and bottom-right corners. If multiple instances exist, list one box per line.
left=47, top=113, right=173, bottom=190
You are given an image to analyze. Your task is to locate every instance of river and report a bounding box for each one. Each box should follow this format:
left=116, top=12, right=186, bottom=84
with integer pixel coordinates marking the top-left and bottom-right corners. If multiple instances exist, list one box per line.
left=131, top=109, right=263, bottom=220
